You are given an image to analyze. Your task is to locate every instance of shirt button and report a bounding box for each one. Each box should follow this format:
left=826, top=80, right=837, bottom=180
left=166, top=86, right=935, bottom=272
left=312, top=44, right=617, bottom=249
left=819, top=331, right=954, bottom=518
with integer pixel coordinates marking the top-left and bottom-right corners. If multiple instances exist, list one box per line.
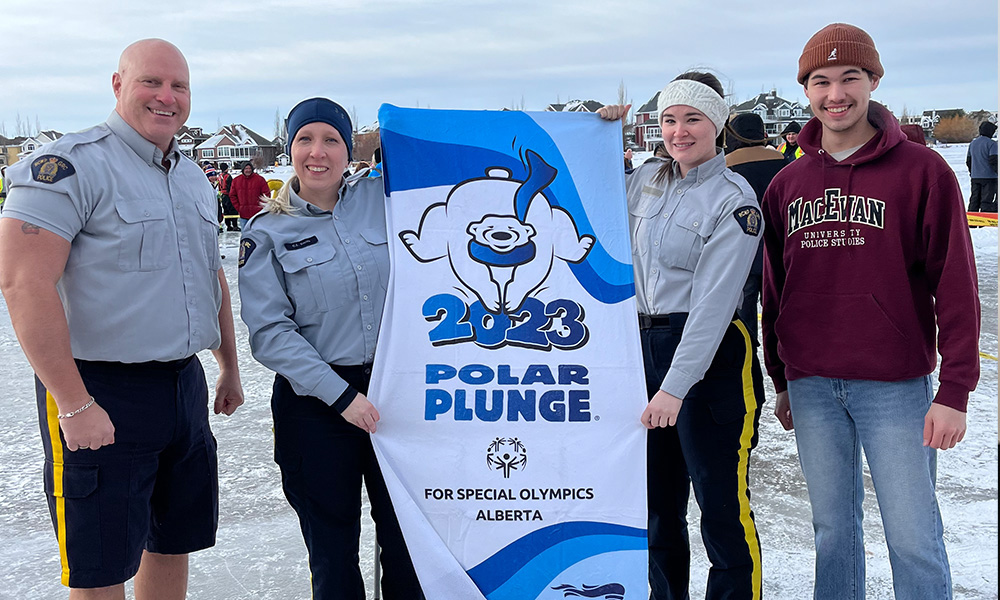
left=663, top=213, right=669, bottom=219
left=651, top=268, right=658, bottom=274
left=306, top=257, right=313, bottom=263
left=144, top=210, right=150, bottom=217
left=175, top=203, right=182, bottom=210
left=366, top=324, right=373, bottom=330
left=356, top=265, right=363, bottom=271
left=345, top=238, right=351, bottom=244
left=653, top=240, right=659, bottom=246
left=334, top=215, right=339, bottom=220
left=363, top=294, right=369, bottom=301
left=693, top=221, right=699, bottom=227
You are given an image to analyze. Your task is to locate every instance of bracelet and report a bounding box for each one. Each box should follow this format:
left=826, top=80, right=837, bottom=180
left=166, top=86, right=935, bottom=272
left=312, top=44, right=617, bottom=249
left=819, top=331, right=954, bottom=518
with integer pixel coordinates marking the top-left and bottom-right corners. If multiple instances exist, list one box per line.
left=57, top=397, right=96, bottom=420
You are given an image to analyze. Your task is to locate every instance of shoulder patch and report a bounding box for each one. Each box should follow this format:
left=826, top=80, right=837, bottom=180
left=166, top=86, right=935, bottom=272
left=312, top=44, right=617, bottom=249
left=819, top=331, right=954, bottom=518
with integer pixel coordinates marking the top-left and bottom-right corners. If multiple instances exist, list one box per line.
left=733, top=206, right=762, bottom=236
left=31, top=155, right=75, bottom=184
left=284, top=236, right=318, bottom=251
left=238, top=238, right=256, bottom=268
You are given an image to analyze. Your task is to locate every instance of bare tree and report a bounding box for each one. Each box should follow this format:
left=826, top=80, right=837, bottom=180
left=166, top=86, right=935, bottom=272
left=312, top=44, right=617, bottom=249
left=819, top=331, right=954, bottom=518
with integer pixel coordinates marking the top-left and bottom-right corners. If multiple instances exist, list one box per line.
left=934, top=115, right=978, bottom=143
left=273, top=108, right=282, bottom=140
left=350, top=106, right=359, bottom=132
left=251, top=152, right=266, bottom=170
left=0, top=121, right=7, bottom=138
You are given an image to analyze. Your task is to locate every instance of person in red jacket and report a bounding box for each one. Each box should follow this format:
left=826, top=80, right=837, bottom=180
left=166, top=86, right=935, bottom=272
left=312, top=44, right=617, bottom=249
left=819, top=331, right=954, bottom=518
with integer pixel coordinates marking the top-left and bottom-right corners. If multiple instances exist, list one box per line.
left=761, top=23, right=979, bottom=600
left=230, top=162, right=271, bottom=230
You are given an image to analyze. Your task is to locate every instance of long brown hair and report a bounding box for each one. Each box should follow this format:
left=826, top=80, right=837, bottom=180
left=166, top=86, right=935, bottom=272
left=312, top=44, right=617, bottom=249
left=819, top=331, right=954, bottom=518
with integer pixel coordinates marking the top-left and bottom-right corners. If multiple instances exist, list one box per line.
left=653, top=71, right=725, bottom=185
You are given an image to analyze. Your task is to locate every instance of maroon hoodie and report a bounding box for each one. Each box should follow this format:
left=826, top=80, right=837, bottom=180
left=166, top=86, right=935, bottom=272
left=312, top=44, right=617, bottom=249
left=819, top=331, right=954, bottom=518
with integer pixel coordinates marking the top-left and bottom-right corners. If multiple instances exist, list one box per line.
left=761, top=103, right=980, bottom=411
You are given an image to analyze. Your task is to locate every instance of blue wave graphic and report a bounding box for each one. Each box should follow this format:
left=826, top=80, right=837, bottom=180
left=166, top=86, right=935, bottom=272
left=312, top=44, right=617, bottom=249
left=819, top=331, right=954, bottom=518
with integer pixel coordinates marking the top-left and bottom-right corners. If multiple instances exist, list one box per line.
left=378, top=104, right=635, bottom=303
left=465, top=521, right=646, bottom=599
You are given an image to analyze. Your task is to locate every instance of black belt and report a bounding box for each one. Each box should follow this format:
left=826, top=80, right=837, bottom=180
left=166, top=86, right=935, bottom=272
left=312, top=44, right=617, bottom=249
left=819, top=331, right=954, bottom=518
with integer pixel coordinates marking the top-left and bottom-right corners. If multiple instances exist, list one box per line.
left=76, top=355, right=195, bottom=373
left=638, top=313, right=688, bottom=330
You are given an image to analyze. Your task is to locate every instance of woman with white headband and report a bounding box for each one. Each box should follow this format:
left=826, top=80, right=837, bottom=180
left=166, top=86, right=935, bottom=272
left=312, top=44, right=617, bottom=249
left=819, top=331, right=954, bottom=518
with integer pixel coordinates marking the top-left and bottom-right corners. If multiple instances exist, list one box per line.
left=601, top=71, right=765, bottom=599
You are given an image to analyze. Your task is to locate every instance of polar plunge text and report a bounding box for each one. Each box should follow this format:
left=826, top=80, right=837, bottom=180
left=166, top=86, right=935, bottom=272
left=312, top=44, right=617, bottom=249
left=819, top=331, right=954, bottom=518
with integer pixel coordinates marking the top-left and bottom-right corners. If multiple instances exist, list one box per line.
left=424, top=363, right=591, bottom=422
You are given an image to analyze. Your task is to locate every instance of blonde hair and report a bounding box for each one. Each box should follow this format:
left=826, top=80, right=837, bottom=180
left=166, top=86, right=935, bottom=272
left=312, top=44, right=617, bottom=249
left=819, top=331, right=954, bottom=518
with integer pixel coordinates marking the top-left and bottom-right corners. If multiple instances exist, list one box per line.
left=263, top=177, right=301, bottom=215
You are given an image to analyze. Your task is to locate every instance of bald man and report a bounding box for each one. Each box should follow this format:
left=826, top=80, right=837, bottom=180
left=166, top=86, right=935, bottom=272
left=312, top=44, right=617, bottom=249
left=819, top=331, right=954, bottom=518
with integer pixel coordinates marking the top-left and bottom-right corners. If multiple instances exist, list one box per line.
left=0, top=39, right=243, bottom=599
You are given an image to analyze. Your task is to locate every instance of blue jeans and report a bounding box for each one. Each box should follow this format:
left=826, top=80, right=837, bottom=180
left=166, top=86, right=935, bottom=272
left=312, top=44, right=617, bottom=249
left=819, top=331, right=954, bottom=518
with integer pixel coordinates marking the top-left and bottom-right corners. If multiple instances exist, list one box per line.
left=787, top=376, right=952, bottom=600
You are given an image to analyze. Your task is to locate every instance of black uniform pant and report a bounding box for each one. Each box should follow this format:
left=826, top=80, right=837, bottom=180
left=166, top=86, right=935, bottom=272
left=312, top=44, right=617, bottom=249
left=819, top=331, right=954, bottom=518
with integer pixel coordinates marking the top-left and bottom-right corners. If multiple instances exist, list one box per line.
left=968, top=178, right=998, bottom=213
left=271, top=367, right=424, bottom=600
left=641, top=315, right=764, bottom=600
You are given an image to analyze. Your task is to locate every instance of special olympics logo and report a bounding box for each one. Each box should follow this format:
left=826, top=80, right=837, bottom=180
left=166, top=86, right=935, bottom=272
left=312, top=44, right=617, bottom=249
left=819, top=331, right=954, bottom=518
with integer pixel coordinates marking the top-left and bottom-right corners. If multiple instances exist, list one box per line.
left=486, top=437, right=527, bottom=478
left=551, top=583, right=626, bottom=599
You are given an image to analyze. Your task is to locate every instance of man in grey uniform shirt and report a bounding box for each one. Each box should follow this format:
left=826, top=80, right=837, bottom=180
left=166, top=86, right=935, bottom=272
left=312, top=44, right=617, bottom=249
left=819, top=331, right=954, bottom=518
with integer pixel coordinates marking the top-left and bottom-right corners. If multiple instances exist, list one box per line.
left=0, top=39, right=243, bottom=599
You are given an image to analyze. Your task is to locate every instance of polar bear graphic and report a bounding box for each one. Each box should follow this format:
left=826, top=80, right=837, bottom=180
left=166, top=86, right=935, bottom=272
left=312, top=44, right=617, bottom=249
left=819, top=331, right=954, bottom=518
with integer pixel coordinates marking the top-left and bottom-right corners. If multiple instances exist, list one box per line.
left=400, top=150, right=594, bottom=314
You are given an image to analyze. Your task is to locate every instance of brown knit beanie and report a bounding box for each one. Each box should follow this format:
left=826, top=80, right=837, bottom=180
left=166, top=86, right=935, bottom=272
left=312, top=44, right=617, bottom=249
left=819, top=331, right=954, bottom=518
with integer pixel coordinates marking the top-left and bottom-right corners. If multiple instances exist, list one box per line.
left=797, top=23, right=884, bottom=84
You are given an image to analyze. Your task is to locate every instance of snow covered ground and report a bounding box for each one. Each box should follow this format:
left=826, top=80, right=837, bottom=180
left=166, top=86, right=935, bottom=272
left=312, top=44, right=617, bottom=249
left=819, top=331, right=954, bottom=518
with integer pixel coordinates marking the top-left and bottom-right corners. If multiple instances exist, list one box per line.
left=0, top=145, right=995, bottom=599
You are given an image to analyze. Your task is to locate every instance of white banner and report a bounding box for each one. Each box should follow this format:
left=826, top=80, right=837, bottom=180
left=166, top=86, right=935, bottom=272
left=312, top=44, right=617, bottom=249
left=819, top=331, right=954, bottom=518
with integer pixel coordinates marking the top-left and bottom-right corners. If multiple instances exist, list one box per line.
left=370, top=105, right=648, bottom=600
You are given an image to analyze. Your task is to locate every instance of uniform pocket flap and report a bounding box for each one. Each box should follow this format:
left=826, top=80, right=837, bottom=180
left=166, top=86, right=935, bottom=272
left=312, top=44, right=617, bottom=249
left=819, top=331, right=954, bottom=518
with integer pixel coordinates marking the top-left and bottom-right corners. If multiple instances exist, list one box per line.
left=628, top=187, right=664, bottom=219
left=115, top=199, right=167, bottom=223
left=674, top=208, right=712, bottom=237
left=275, top=241, right=336, bottom=273
left=45, top=462, right=99, bottom=499
left=195, top=198, right=219, bottom=223
left=359, top=227, right=388, bottom=245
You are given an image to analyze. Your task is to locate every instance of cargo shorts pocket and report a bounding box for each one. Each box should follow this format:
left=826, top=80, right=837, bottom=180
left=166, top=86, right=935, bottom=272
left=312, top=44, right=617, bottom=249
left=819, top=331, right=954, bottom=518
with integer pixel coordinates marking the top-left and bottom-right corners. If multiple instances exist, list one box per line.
left=44, top=462, right=103, bottom=570
left=115, top=199, right=169, bottom=271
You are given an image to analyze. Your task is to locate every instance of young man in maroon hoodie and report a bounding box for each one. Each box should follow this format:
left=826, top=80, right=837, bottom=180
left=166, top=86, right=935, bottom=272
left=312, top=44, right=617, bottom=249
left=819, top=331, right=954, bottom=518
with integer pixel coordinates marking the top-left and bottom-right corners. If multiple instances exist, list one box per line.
left=761, top=23, right=980, bottom=600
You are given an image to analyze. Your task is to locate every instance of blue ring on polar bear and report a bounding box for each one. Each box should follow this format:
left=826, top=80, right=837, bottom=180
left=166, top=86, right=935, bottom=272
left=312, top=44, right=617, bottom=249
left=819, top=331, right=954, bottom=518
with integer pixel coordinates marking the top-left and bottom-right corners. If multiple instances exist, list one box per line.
left=469, top=240, right=536, bottom=266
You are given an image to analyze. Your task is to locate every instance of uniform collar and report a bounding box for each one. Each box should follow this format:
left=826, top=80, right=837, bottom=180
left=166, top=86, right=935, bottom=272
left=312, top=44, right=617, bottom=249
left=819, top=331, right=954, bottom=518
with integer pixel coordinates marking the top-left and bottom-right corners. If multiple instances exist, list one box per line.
left=675, top=148, right=726, bottom=185
left=289, top=179, right=349, bottom=215
left=106, top=111, right=180, bottom=168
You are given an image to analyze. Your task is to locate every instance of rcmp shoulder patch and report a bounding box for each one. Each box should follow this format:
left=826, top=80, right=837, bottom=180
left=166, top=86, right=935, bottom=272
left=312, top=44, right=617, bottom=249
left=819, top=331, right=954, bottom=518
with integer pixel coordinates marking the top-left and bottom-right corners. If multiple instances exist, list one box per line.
left=733, top=206, right=762, bottom=236
left=238, top=238, right=256, bottom=268
left=31, top=155, right=76, bottom=184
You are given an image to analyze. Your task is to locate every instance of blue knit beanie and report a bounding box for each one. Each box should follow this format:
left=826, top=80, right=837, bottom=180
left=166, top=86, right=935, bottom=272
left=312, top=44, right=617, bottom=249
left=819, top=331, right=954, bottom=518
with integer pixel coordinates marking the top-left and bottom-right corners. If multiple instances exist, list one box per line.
left=285, top=98, right=353, bottom=160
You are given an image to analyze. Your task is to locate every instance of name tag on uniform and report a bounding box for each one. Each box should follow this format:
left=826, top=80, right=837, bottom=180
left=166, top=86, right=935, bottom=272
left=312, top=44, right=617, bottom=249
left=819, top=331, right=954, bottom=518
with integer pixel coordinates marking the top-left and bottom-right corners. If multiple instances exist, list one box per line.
left=284, top=236, right=319, bottom=251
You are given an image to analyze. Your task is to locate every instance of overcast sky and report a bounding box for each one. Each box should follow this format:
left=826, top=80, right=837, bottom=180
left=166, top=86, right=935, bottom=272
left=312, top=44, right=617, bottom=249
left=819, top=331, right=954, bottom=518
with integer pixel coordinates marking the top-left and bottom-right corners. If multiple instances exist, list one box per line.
left=3, top=0, right=997, bottom=140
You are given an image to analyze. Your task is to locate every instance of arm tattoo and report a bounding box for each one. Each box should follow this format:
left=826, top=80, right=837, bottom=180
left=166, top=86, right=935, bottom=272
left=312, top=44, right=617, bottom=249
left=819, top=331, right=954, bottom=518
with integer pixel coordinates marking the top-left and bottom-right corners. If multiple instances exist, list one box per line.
left=21, top=222, right=41, bottom=235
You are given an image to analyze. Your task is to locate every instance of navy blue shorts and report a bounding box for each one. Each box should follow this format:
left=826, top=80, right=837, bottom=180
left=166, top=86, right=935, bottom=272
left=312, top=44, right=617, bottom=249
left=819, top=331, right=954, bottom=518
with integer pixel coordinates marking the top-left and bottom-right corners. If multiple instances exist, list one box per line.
left=35, top=356, right=219, bottom=589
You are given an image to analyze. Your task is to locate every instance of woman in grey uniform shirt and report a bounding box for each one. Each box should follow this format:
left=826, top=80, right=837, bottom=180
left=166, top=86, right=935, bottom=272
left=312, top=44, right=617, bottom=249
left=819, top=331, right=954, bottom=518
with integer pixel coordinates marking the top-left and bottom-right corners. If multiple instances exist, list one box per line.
left=602, top=72, right=765, bottom=600
left=238, top=98, right=423, bottom=600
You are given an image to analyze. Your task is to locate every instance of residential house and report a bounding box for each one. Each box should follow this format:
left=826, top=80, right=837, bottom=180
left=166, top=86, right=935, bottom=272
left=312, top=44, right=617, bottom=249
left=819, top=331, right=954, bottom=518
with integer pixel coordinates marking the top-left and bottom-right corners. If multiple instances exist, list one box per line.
left=730, top=90, right=811, bottom=138
left=17, top=130, right=63, bottom=162
left=634, top=92, right=661, bottom=151
left=918, top=109, right=966, bottom=138
left=175, top=125, right=210, bottom=159
left=0, top=136, right=27, bottom=166
left=195, top=124, right=279, bottom=166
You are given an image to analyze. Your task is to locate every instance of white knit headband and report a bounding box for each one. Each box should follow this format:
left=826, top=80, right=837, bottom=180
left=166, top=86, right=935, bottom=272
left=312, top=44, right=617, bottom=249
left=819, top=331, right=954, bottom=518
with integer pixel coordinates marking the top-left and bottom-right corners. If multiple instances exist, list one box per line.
left=657, top=79, right=729, bottom=135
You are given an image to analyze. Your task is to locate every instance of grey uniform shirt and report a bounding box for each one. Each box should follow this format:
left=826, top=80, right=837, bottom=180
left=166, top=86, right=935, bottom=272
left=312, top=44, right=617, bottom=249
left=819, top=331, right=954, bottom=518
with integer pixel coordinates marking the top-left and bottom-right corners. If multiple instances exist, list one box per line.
left=1, top=111, right=223, bottom=362
left=626, top=150, right=762, bottom=398
left=238, top=176, right=389, bottom=406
